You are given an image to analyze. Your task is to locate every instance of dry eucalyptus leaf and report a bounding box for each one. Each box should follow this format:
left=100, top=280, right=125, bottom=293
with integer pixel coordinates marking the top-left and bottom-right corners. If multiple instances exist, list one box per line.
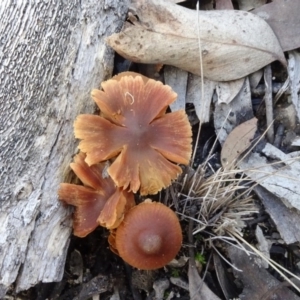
left=254, top=185, right=300, bottom=244
left=221, top=117, right=258, bottom=168
left=164, top=66, right=188, bottom=112
left=215, top=0, right=234, bottom=10
left=213, top=253, right=240, bottom=299
left=216, top=78, right=245, bottom=104
left=255, top=225, right=270, bottom=268
left=214, top=77, right=254, bottom=145
left=186, top=74, right=216, bottom=123
left=288, top=51, right=300, bottom=122
left=253, top=0, right=300, bottom=52
left=170, top=277, right=189, bottom=291
left=239, top=143, right=300, bottom=211
left=249, top=69, right=263, bottom=89
left=107, top=0, right=286, bottom=81
left=164, top=67, right=215, bottom=123
left=227, top=245, right=300, bottom=300
left=237, top=0, right=267, bottom=11
left=188, top=257, right=221, bottom=300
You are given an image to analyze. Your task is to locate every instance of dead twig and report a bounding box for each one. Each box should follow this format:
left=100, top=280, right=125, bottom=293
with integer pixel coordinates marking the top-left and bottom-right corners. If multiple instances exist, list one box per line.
left=264, top=65, right=274, bottom=143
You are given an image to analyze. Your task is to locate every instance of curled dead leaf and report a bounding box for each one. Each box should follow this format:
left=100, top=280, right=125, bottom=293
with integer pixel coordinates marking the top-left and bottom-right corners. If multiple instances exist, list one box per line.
left=107, top=0, right=286, bottom=81
left=221, top=117, right=258, bottom=168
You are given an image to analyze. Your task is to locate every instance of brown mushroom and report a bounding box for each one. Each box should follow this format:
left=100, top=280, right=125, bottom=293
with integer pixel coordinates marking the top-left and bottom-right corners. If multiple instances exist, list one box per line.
left=111, top=71, right=148, bottom=83
left=108, top=229, right=118, bottom=255
left=114, top=200, right=182, bottom=270
left=98, top=187, right=135, bottom=229
left=74, top=72, right=192, bottom=195
left=58, top=152, right=135, bottom=237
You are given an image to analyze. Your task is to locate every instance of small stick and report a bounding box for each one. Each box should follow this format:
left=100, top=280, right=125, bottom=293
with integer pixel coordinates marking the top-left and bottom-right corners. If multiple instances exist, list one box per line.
left=264, top=65, right=274, bottom=143
left=273, top=123, right=285, bottom=148
left=191, top=0, right=204, bottom=167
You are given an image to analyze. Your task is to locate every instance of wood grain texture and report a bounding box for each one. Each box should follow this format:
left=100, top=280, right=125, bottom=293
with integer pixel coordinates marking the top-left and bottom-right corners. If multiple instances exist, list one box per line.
left=0, top=0, right=128, bottom=295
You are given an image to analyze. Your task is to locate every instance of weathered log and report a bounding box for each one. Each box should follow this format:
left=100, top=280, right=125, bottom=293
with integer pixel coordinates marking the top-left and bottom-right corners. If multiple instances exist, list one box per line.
left=0, top=0, right=128, bottom=295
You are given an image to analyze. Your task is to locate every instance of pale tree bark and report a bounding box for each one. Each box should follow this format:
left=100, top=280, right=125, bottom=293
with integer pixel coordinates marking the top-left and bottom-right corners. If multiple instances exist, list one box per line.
left=0, top=0, right=128, bottom=296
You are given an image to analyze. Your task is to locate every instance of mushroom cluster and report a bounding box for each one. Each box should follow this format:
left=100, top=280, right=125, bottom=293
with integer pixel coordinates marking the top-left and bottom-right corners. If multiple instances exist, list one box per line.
left=59, top=72, right=192, bottom=269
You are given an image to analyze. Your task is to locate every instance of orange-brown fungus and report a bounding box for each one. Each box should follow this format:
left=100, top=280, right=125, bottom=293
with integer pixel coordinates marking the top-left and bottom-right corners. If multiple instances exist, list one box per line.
left=58, top=152, right=134, bottom=237
left=98, top=186, right=135, bottom=229
left=108, top=229, right=118, bottom=255
left=74, top=72, right=192, bottom=195
left=114, top=200, right=182, bottom=270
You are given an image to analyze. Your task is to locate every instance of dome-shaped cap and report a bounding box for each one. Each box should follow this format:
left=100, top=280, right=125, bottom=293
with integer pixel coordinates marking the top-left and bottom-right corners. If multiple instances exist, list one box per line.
left=115, top=200, right=182, bottom=270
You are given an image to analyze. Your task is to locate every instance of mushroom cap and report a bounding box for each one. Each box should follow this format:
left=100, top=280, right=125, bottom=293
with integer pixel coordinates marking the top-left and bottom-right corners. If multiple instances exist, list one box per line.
left=74, top=72, right=192, bottom=195
left=115, top=200, right=182, bottom=270
left=111, top=71, right=149, bottom=83
left=98, top=186, right=135, bottom=229
left=58, top=152, right=135, bottom=236
left=108, top=229, right=118, bottom=255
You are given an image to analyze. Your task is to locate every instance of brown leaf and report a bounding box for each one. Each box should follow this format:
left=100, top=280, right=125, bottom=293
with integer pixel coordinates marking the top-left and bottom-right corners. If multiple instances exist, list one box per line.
left=221, top=117, right=257, bottom=168
left=107, top=0, right=286, bottom=81
left=252, top=0, right=300, bottom=51
left=188, top=256, right=221, bottom=300
left=214, top=77, right=254, bottom=145
left=227, top=245, right=300, bottom=300
left=213, top=253, right=239, bottom=299
left=215, top=0, right=234, bottom=10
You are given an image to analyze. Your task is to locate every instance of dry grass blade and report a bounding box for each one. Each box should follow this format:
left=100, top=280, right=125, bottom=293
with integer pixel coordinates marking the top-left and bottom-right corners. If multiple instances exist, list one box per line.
left=190, top=0, right=204, bottom=168
left=176, top=163, right=258, bottom=235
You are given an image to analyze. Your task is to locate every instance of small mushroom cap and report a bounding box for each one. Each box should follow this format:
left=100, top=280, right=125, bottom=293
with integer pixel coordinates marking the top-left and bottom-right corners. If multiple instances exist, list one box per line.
left=115, top=200, right=182, bottom=270
left=74, top=72, right=192, bottom=195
